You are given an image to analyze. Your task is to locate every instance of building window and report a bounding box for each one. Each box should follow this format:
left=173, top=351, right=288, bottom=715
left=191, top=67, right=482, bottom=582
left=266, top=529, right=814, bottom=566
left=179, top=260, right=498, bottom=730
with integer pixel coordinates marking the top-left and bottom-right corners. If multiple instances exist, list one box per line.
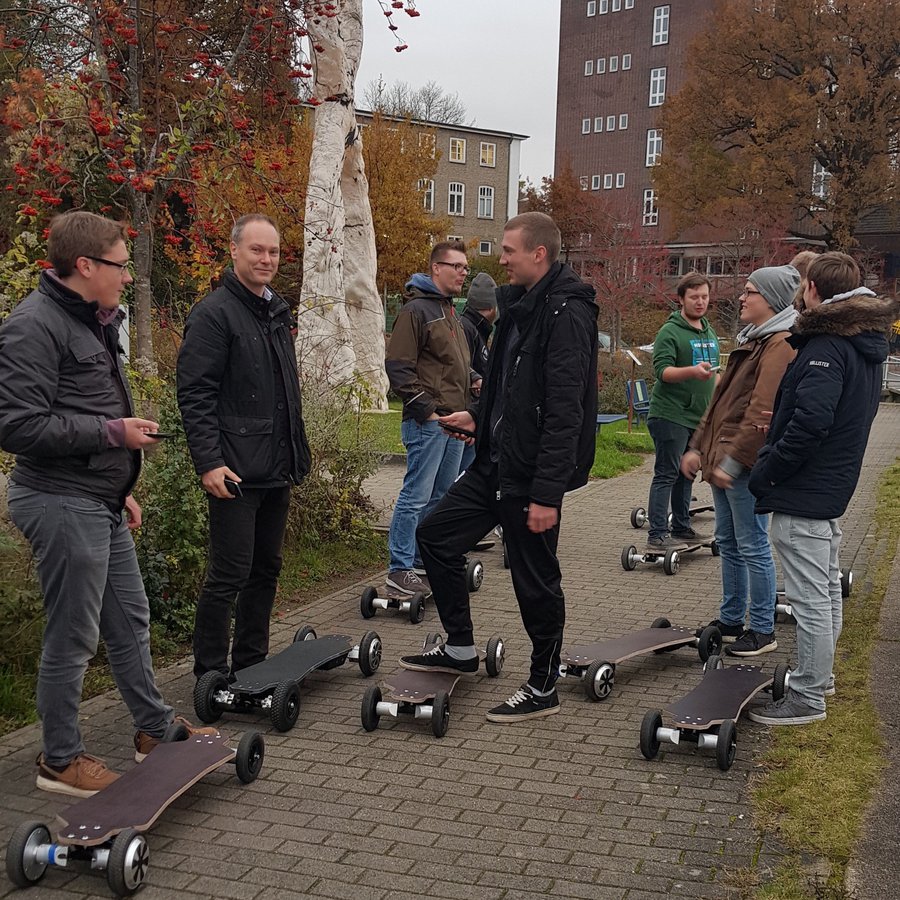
left=449, top=138, right=466, bottom=163
left=480, top=142, right=496, bottom=167
left=418, top=133, right=435, bottom=158
left=599, top=0, right=609, bottom=12
left=619, top=113, right=629, bottom=129
left=477, top=185, right=494, bottom=219
left=643, top=189, right=659, bottom=226
left=625, top=0, right=634, bottom=7
left=448, top=182, right=465, bottom=216
left=616, top=172, right=625, bottom=188
left=587, top=0, right=596, bottom=14
left=606, top=115, right=616, bottom=131
left=417, top=178, right=434, bottom=212
left=591, top=175, right=601, bottom=190
left=594, top=117, right=603, bottom=132
left=609, top=55, right=619, bottom=73
left=596, top=58, right=606, bottom=74
left=612, top=0, right=622, bottom=10
left=653, top=5, right=670, bottom=45
left=603, top=174, right=613, bottom=189
left=649, top=67, right=667, bottom=106
left=812, top=161, right=830, bottom=204
left=622, top=53, right=632, bottom=70
left=479, top=240, right=492, bottom=256
left=447, top=234, right=462, bottom=242
left=584, top=59, right=594, bottom=76
left=582, top=118, right=592, bottom=134
left=646, top=129, right=663, bottom=166
left=579, top=175, right=589, bottom=190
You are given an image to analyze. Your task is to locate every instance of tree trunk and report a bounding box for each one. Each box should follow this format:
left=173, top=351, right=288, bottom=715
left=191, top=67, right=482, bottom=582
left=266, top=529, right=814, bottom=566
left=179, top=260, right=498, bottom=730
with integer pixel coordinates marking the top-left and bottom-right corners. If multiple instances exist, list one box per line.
left=130, top=193, right=156, bottom=377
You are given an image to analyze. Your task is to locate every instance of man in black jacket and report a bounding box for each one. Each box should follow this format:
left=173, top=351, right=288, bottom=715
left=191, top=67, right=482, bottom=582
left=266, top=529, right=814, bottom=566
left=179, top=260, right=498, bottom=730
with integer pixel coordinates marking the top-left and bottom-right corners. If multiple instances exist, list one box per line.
left=399, top=212, right=599, bottom=722
left=0, top=211, right=215, bottom=797
left=748, top=252, right=899, bottom=726
left=177, top=214, right=310, bottom=680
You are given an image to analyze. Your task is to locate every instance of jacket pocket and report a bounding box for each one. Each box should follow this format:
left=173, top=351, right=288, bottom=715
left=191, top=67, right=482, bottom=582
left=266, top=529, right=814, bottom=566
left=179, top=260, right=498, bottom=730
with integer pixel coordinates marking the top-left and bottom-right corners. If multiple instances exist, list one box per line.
left=219, top=415, right=273, bottom=483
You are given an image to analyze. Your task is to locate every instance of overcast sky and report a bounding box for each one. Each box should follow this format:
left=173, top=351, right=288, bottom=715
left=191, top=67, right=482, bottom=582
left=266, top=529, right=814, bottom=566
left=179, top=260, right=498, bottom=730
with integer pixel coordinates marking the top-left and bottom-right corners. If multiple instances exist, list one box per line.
left=356, top=0, right=560, bottom=186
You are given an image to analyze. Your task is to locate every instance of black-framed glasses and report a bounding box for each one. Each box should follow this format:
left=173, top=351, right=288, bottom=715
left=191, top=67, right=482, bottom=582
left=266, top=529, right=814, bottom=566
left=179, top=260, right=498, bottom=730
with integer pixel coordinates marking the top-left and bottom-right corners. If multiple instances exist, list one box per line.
left=85, top=256, right=132, bottom=275
left=434, top=261, right=471, bottom=274
left=740, top=288, right=763, bottom=298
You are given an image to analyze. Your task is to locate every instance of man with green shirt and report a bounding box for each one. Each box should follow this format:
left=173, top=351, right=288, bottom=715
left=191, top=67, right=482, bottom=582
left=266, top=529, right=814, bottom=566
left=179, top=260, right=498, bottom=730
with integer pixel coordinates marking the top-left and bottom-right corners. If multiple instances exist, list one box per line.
left=646, top=272, right=719, bottom=550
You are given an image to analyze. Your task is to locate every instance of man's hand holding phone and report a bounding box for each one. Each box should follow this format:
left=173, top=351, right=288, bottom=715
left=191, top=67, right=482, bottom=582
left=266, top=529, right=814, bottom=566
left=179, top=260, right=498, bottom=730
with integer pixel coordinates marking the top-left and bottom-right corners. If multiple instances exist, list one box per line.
left=201, top=465, right=243, bottom=499
left=438, top=411, right=476, bottom=445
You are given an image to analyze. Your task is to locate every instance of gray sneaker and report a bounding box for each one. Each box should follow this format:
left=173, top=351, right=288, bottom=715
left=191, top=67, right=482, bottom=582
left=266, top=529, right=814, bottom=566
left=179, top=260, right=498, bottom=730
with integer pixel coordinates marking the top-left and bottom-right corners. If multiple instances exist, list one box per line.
left=645, top=535, right=682, bottom=551
left=386, top=570, right=429, bottom=595
left=670, top=527, right=710, bottom=543
left=748, top=690, right=826, bottom=726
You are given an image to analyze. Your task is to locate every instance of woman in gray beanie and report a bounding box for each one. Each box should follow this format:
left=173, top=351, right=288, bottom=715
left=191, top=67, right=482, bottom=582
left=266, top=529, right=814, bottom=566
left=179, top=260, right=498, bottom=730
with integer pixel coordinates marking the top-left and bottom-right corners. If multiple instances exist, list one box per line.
left=681, top=265, right=800, bottom=657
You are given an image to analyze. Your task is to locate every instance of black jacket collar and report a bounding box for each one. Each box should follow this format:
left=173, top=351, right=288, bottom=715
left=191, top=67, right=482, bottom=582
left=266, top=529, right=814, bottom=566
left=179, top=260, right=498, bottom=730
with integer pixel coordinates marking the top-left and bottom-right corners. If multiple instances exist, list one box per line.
left=222, top=269, right=289, bottom=320
left=40, top=270, right=103, bottom=329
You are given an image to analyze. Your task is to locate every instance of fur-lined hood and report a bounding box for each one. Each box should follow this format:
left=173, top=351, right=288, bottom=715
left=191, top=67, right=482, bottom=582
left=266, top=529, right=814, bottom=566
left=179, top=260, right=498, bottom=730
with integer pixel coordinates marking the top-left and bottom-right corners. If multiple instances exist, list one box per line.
left=793, top=290, right=899, bottom=364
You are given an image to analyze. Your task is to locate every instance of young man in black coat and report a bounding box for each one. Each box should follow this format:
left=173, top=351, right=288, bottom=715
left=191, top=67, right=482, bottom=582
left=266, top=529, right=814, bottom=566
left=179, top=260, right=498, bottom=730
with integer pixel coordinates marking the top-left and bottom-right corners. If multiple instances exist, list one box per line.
left=748, top=252, right=899, bottom=726
left=177, top=214, right=310, bottom=681
left=399, top=212, right=599, bottom=722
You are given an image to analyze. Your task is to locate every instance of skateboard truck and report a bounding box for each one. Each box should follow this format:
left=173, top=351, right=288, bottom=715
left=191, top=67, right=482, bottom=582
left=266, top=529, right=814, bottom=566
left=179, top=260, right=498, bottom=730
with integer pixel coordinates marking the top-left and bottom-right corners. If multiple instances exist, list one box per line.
left=775, top=566, right=853, bottom=620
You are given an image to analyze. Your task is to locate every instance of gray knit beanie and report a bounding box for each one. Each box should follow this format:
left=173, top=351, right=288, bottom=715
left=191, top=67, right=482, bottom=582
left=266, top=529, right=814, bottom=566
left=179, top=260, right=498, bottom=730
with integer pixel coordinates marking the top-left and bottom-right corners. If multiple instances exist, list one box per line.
left=465, top=272, right=498, bottom=311
left=748, top=265, right=801, bottom=313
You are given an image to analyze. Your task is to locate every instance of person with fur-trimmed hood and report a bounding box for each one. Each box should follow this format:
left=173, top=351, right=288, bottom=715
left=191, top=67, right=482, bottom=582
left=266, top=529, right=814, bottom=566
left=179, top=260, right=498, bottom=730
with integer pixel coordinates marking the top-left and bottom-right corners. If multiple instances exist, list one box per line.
left=748, top=252, right=900, bottom=727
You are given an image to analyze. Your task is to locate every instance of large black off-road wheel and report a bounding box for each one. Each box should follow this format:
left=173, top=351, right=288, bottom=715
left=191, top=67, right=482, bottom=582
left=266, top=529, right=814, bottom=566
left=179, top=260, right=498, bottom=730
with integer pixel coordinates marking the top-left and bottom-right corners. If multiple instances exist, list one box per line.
left=235, top=731, right=265, bottom=783
left=358, top=631, right=382, bottom=676
left=361, top=685, right=382, bottom=732
left=715, top=720, right=737, bottom=771
left=193, top=671, right=227, bottom=725
left=271, top=681, right=301, bottom=732
left=640, top=710, right=663, bottom=761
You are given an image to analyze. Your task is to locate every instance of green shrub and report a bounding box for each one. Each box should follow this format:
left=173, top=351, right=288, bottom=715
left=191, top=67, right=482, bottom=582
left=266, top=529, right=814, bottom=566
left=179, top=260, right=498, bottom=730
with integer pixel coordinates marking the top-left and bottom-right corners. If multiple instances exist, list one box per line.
left=598, top=353, right=656, bottom=414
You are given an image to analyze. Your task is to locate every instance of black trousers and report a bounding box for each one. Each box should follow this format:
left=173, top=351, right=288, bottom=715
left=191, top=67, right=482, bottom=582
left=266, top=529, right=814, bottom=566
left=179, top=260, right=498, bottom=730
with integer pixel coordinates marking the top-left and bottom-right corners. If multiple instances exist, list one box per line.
left=193, top=486, right=291, bottom=677
left=416, top=459, right=564, bottom=692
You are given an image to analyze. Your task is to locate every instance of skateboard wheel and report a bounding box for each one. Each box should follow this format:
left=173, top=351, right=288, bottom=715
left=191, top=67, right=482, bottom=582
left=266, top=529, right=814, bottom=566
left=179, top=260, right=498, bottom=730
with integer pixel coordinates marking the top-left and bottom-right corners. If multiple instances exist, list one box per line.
left=772, top=662, right=790, bottom=702
left=662, top=549, right=679, bottom=576
left=466, top=558, right=484, bottom=593
left=431, top=690, right=450, bottom=738
left=841, top=567, right=853, bottom=598
left=650, top=617, right=671, bottom=629
left=409, top=592, right=425, bottom=624
left=485, top=635, right=505, bottom=677
left=294, top=625, right=317, bottom=642
left=162, top=720, right=190, bottom=743
left=630, top=506, right=647, bottom=529
left=360, top=587, right=378, bottom=620
left=358, top=631, right=382, bottom=676
left=621, top=545, right=637, bottom=571
left=704, top=654, right=724, bottom=677
left=193, top=671, right=227, bottom=725
left=715, top=719, right=737, bottom=771
left=235, top=731, right=265, bottom=783
left=640, top=710, right=663, bottom=760
left=107, top=828, right=149, bottom=897
left=361, top=685, right=382, bottom=732
left=697, top=625, right=722, bottom=663
left=584, top=660, right=615, bottom=702
left=5, top=820, right=51, bottom=888
left=710, top=540, right=720, bottom=557
left=271, top=681, right=301, bottom=732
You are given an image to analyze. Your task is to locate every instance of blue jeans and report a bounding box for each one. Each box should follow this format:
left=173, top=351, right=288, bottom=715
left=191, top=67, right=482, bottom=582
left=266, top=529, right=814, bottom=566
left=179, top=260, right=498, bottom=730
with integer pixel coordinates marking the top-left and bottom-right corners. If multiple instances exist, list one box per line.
left=647, top=417, right=693, bottom=539
left=388, top=419, right=464, bottom=571
left=711, top=473, right=777, bottom=633
left=771, top=513, right=843, bottom=710
left=8, top=484, right=172, bottom=766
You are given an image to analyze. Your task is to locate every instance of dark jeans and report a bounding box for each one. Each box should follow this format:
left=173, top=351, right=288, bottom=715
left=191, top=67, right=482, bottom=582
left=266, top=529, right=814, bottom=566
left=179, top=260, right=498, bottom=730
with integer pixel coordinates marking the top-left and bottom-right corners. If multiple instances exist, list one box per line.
left=416, top=460, right=564, bottom=692
left=193, top=486, right=291, bottom=677
left=647, top=417, right=694, bottom=540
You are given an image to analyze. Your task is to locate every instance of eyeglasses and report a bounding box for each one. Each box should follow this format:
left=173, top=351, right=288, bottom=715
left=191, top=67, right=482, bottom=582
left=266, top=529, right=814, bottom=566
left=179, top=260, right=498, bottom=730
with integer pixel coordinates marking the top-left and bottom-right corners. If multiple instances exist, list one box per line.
left=86, top=256, right=132, bottom=277
left=434, top=261, right=471, bottom=274
left=740, top=289, right=763, bottom=298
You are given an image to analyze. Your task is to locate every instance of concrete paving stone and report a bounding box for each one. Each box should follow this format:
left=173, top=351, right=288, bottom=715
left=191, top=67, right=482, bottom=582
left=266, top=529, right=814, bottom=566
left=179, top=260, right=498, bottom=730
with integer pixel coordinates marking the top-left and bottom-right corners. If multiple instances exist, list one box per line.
left=420, top=881, right=506, bottom=900
left=548, top=880, right=629, bottom=900
left=476, top=870, right=554, bottom=892
left=183, top=875, right=263, bottom=900
left=304, top=881, right=386, bottom=900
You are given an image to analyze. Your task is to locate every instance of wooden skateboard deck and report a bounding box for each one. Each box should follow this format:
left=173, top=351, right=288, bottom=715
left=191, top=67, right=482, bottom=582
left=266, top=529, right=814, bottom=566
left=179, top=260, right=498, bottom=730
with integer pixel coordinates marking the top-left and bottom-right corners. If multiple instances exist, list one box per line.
left=382, top=669, right=462, bottom=704
left=232, top=635, right=353, bottom=693
left=667, top=664, right=771, bottom=730
left=562, top=626, right=696, bottom=666
left=55, top=736, right=234, bottom=846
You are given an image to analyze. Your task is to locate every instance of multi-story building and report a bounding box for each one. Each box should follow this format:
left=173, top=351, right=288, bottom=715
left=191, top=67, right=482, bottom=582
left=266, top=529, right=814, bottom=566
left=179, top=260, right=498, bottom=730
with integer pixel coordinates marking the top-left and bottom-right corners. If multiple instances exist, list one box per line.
left=357, top=109, right=528, bottom=258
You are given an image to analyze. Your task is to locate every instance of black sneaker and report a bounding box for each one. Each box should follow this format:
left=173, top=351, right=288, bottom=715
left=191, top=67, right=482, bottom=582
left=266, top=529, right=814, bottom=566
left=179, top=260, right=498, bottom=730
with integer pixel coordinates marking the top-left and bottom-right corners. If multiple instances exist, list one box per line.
left=698, top=618, right=744, bottom=643
left=399, top=644, right=479, bottom=675
left=671, top=527, right=710, bottom=543
left=486, top=684, right=560, bottom=723
left=726, top=629, right=777, bottom=657
left=645, top=535, right=682, bottom=551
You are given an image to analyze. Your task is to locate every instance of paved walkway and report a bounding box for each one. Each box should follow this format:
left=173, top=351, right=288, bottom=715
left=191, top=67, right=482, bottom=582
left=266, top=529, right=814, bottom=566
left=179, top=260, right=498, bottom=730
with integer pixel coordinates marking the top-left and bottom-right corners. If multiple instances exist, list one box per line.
left=2, top=405, right=898, bottom=899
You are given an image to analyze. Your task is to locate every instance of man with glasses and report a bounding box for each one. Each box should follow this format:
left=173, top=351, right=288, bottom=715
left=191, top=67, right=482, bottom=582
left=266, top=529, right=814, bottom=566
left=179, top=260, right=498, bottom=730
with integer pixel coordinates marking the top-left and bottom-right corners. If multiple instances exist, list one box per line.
left=384, top=240, right=474, bottom=595
left=0, top=211, right=215, bottom=797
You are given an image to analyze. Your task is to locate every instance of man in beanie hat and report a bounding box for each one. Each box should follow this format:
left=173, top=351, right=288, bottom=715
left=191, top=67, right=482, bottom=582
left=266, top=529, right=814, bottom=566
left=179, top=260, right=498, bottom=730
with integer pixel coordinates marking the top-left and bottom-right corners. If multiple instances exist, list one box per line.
left=458, top=272, right=498, bottom=472
left=749, top=252, right=900, bottom=725
left=682, top=265, right=799, bottom=658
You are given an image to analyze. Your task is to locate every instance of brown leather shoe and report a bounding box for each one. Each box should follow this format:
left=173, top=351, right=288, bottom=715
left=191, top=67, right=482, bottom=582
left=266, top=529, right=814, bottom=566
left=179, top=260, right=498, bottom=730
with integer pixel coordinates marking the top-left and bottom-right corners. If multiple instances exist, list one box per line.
left=35, top=753, right=119, bottom=798
left=134, top=716, right=219, bottom=762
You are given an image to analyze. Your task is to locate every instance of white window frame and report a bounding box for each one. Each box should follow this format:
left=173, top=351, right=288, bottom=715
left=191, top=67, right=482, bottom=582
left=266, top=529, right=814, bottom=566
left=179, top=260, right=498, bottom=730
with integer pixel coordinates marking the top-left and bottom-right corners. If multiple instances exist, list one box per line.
left=616, top=172, right=625, bottom=188
left=619, top=113, right=629, bottom=130
left=478, top=240, right=492, bottom=256
left=643, top=188, right=659, bottom=226
left=599, top=0, right=609, bottom=13
left=603, top=174, right=613, bottom=189
left=587, top=0, right=596, bottom=14
left=596, top=58, right=606, bottom=74
left=625, top=0, right=634, bottom=7
left=449, top=137, right=466, bottom=163
left=649, top=67, right=667, bottom=106
left=622, top=54, right=632, bottom=70
left=653, top=5, right=670, bottom=46
left=646, top=129, right=663, bottom=166
left=812, top=161, right=830, bottom=206
left=447, top=234, right=463, bottom=242
left=609, top=55, right=619, bottom=73
left=448, top=182, right=465, bottom=216
left=606, top=115, right=616, bottom=131
left=480, top=142, right=496, bottom=167
left=580, top=175, right=589, bottom=191
left=582, top=118, right=592, bottom=134
left=418, top=133, right=436, bottom=158
left=417, top=178, right=434, bottom=212
left=594, top=117, right=603, bottom=133
left=591, top=175, right=601, bottom=190
left=584, top=59, right=594, bottom=76
left=612, top=0, right=622, bottom=11
left=477, top=185, right=495, bottom=219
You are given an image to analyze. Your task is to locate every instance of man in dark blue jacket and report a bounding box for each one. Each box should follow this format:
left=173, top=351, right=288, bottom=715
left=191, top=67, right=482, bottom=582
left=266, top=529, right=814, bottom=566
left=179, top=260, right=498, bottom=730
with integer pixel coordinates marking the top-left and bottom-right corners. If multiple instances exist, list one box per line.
left=398, top=212, right=599, bottom=723
left=749, top=252, right=899, bottom=726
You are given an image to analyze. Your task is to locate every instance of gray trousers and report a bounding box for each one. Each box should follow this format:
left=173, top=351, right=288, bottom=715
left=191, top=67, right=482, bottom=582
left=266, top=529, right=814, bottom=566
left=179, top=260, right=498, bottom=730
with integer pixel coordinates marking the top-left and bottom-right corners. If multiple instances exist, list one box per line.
left=8, top=484, right=171, bottom=766
left=771, top=513, right=843, bottom=711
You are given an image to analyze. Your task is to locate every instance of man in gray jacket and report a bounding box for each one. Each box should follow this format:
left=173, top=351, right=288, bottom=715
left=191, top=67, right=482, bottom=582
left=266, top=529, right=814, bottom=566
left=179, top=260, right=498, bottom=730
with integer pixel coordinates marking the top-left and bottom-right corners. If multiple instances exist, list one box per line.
left=0, top=211, right=214, bottom=798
